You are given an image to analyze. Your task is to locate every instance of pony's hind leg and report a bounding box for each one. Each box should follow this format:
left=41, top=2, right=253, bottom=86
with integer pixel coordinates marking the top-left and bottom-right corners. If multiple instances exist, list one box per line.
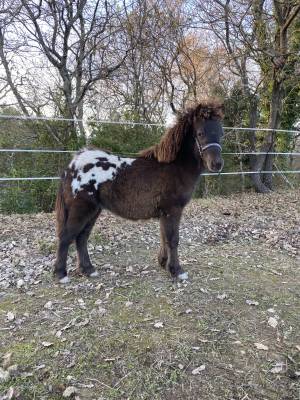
left=159, top=208, right=187, bottom=280
left=54, top=231, right=74, bottom=283
left=54, top=202, right=98, bottom=283
left=76, top=209, right=101, bottom=277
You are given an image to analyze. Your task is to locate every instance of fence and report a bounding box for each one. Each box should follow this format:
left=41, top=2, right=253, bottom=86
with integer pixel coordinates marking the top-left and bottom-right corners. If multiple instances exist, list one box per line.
left=0, top=114, right=299, bottom=213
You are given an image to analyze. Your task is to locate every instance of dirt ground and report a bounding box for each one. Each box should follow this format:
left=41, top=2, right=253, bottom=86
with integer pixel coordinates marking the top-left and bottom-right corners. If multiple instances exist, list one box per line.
left=0, top=189, right=299, bottom=400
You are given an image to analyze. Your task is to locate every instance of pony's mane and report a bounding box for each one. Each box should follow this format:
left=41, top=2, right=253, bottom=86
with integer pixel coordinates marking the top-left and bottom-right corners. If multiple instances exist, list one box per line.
left=139, top=101, right=224, bottom=163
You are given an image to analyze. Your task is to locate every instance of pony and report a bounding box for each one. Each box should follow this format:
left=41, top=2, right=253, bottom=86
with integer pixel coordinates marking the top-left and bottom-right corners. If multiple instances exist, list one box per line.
left=54, top=101, right=224, bottom=283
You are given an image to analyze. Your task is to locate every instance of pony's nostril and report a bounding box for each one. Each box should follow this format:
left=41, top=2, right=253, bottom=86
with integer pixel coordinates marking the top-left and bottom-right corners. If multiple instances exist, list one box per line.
left=212, top=160, right=223, bottom=171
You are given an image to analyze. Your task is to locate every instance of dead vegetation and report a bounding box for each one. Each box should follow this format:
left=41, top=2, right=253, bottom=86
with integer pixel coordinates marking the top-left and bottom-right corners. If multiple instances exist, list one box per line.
left=0, top=190, right=299, bottom=399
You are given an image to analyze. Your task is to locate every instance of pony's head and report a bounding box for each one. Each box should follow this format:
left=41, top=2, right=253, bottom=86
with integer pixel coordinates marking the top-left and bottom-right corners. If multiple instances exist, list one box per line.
left=190, top=102, right=224, bottom=173
left=140, top=101, right=224, bottom=173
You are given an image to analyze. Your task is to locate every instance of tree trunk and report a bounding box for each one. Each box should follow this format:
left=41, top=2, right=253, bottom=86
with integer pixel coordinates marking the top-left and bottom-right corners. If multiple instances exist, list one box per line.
left=247, top=95, right=272, bottom=193
left=262, top=79, right=284, bottom=188
left=76, top=100, right=86, bottom=145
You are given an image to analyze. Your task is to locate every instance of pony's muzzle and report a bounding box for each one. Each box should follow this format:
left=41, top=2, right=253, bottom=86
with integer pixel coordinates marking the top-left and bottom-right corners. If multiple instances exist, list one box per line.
left=203, top=149, right=224, bottom=173
left=209, top=158, right=224, bottom=173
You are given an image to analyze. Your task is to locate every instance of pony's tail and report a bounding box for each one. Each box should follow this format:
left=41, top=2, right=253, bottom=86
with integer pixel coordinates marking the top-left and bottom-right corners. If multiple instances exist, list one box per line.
left=55, top=177, right=67, bottom=238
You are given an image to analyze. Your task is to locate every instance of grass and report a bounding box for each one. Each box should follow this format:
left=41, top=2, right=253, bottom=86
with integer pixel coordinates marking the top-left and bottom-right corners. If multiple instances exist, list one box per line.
left=1, top=189, right=300, bottom=399
left=0, top=239, right=299, bottom=399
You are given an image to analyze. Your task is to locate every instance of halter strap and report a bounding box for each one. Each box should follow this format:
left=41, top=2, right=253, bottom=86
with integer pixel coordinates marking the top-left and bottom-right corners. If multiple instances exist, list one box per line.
left=201, top=143, right=222, bottom=152
left=195, top=138, right=222, bottom=156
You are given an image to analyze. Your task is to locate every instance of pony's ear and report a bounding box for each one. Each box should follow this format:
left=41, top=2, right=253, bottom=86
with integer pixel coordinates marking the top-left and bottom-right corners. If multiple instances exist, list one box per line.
left=213, top=102, right=225, bottom=119
left=194, top=101, right=225, bottom=120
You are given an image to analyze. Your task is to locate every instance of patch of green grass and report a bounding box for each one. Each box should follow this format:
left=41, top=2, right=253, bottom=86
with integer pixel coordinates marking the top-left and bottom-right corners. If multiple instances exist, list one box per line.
left=91, top=231, right=110, bottom=246
left=37, top=239, right=57, bottom=255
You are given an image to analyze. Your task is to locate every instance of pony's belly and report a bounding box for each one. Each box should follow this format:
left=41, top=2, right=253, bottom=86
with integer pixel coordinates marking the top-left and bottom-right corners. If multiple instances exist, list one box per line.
left=100, top=189, right=161, bottom=220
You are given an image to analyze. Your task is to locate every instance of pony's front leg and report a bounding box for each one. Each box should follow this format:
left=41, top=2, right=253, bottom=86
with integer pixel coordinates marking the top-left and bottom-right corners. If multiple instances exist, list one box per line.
left=158, top=220, right=168, bottom=268
left=159, top=208, right=188, bottom=281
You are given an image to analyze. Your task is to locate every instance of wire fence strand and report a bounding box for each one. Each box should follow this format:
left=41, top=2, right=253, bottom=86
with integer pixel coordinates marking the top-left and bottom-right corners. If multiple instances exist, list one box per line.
left=0, top=149, right=300, bottom=156
left=1, top=170, right=300, bottom=182
left=0, top=114, right=299, bottom=134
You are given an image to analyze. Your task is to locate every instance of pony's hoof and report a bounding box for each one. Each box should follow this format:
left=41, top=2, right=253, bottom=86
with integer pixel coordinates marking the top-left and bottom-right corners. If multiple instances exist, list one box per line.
left=89, top=271, right=99, bottom=278
left=177, top=272, right=188, bottom=281
left=59, top=276, right=70, bottom=284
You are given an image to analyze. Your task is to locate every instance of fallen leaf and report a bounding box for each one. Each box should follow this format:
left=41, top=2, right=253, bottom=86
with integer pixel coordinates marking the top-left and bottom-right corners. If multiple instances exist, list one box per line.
left=34, top=364, right=46, bottom=370
left=7, top=365, right=18, bottom=377
left=42, top=342, right=54, bottom=348
left=3, top=387, right=18, bottom=400
left=270, top=363, right=284, bottom=374
left=44, top=301, right=53, bottom=310
left=246, top=300, right=259, bottom=306
left=98, top=307, right=107, bottom=316
left=67, top=360, right=76, bottom=369
left=17, top=279, right=25, bottom=288
left=0, top=367, right=10, bottom=383
left=254, top=343, right=269, bottom=351
left=2, top=353, right=12, bottom=369
left=63, top=386, right=78, bottom=398
left=200, top=288, right=209, bottom=294
left=192, top=365, right=206, bottom=375
left=268, top=317, right=278, bottom=328
left=6, top=312, right=15, bottom=322
left=270, top=269, right=282, bottom=276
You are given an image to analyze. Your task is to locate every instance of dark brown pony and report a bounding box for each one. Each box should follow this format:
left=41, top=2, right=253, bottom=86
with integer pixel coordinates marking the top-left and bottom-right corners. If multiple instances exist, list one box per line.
left=54, top=101, right=224, bottom=283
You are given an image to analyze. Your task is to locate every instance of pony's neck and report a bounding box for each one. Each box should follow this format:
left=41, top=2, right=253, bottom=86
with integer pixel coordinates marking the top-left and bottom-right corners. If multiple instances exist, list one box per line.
left=176, top=134, right=202, bottom=172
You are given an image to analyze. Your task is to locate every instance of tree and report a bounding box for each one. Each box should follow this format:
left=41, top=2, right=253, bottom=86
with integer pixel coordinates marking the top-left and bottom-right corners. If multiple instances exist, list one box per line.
left=195, top=0, right=300, bottom=192
left=0, top=0, right=132, bottom=146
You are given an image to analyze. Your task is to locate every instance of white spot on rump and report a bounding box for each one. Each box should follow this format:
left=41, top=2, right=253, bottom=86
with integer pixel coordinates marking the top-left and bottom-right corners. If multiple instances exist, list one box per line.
left=69, top=149, right=135, bottom=195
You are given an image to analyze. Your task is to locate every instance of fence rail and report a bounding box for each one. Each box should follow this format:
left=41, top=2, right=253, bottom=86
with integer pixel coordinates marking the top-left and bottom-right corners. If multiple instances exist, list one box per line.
left=1, top=170, right=300, bottom=182
left=1, top=148, right=300, bottom=156
left=1, top=118, right=299, bottom=184
left=0, top=114, right=299, bottom=134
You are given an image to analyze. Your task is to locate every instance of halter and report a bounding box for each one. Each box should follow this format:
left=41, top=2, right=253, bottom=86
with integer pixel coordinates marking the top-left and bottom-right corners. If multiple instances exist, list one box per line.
left=195, top=137, right=222, bottom=157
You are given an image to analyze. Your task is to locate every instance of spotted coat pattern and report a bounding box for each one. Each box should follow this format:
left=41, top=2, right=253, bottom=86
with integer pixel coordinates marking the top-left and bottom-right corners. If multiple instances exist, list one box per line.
left=69, top=149, right=135, bottom=196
